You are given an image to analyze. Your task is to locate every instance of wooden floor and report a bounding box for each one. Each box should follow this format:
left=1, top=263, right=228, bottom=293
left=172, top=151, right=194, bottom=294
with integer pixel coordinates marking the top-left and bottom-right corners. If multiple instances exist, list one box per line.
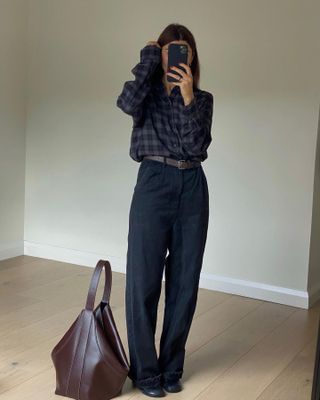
left=0, top=255, right=319, bottom=399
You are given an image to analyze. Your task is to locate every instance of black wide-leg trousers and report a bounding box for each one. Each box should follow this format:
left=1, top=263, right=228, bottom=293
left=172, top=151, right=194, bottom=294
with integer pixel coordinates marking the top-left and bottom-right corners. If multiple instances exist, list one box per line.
left=125, top=158, right=209, bottom=388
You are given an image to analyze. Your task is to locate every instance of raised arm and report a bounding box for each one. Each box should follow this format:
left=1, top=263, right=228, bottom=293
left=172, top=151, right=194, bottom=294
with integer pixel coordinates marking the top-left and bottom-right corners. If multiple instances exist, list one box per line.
left=179, top=92, right=214, bottom=157
left=116, top=44, right=161, bottom=122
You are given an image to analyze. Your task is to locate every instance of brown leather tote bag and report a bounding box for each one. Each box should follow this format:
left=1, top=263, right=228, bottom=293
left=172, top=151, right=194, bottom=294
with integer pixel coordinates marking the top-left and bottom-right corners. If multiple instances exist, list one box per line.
left=51, top=259, right=129, bottom=400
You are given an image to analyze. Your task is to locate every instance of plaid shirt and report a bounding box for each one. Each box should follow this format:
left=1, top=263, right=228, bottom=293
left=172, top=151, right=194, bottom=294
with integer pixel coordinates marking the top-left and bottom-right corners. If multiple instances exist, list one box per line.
left=116, top=45, right=214, bottom=163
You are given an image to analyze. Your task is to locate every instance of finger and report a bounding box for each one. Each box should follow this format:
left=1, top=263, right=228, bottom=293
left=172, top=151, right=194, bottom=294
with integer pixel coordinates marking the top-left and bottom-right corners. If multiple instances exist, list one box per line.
left=168, top=81, right=181, bottom=86
left=168, top=66, right=186, bottom=79
left=166, top=70, right=183, bottom=79
left=167, top=71, right=192, bottom=86
left=166, top=73, right=182, bottom=84
left=178, top=63, right=192, bottom=75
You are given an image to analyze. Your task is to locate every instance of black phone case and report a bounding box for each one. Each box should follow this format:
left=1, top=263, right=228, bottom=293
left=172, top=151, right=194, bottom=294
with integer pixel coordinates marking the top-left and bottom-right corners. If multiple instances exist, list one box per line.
left=167, top=44, right=188, bottom=83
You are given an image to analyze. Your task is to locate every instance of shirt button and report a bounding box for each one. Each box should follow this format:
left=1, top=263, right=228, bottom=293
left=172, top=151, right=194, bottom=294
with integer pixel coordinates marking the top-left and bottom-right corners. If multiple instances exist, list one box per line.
left=173, top=144, right=177, bottom=147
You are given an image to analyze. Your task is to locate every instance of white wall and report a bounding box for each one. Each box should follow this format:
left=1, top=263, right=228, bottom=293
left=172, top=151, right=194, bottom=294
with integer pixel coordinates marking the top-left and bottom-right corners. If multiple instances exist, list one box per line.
left=1, top=0, right=319, bottom=308
left=308, top=107, right=320, bottom=305
left=0, top=0, right=28, bottom=259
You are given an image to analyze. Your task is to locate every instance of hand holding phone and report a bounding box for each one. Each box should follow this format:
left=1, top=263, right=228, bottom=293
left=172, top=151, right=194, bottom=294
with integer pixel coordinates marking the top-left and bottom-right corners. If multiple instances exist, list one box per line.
left=167, top=44, right=188, bottom=82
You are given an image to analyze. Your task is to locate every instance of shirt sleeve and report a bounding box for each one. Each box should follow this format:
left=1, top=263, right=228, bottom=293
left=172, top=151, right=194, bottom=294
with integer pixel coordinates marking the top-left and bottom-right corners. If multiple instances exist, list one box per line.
left=179, top=92, right=214, bottom=157
left=116, top=45, right=161, bottom=123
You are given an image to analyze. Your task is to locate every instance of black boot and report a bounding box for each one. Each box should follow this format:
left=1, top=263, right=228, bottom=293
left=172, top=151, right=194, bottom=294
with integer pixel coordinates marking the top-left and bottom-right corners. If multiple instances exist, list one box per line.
left=132, top=380, right=166, bottom=397
left=162, top=379, right=182, bottom=393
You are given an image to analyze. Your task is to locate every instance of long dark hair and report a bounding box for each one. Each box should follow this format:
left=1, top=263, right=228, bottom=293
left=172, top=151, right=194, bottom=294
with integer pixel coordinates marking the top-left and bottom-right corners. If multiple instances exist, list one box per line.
left=151, top=23, right=201, bottom=90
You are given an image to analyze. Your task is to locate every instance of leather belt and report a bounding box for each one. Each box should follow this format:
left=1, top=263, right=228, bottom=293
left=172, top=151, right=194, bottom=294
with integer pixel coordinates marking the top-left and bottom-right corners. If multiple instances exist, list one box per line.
left=143, top=155, right=201, bottom=170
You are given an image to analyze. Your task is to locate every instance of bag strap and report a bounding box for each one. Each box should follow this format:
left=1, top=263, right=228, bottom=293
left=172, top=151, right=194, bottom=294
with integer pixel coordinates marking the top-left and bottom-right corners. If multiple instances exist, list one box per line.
left=85, top=259, right=112, bottom=311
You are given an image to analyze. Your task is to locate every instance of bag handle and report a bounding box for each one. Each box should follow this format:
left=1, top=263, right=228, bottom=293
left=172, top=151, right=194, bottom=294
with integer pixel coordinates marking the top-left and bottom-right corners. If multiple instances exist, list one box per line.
left=85, top=259, right=112, bottom=311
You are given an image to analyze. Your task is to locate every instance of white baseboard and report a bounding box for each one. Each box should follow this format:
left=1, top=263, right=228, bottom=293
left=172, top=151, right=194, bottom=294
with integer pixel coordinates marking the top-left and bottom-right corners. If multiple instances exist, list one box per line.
left=0, top=240, right=312, bottom=310
left=24, top=240, right=125, bottom=275
left=198, top=272, right=309, bottom=309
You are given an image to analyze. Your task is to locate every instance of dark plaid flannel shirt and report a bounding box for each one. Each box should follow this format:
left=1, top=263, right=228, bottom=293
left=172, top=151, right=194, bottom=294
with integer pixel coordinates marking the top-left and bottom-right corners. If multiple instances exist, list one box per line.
left=116, top=44, right=214, bottom=163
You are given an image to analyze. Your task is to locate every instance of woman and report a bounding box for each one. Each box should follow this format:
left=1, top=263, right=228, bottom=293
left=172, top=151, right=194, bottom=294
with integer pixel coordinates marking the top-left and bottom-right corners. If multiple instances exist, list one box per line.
left=116, top=23, right=214, bottom=398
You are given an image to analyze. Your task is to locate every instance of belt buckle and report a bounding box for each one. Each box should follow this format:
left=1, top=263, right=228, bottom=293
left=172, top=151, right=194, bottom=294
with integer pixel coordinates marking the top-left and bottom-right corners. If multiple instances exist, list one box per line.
left=177, top=159, right=187, bottom=169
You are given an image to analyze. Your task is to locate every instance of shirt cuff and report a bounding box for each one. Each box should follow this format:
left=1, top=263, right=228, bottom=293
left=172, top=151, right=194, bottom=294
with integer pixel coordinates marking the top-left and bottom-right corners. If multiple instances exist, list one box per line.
left=182, top=97, right=199, bottom=118
left=140, top=45, right=161, bottom=62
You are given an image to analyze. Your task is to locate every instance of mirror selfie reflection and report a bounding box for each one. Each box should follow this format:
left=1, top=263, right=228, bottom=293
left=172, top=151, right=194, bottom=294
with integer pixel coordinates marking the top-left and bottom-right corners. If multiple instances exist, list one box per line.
left=1, top=3, right=320, bottom=400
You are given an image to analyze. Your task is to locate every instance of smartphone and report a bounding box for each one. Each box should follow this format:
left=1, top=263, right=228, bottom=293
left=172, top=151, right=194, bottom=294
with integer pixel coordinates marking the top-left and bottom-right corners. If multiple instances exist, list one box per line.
left=167, top=43, right=188, bottom=83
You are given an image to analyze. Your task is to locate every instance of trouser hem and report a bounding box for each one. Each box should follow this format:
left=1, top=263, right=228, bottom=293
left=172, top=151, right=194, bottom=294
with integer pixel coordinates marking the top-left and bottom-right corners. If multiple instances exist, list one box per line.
left=129, top=373, right=162, bottom=388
